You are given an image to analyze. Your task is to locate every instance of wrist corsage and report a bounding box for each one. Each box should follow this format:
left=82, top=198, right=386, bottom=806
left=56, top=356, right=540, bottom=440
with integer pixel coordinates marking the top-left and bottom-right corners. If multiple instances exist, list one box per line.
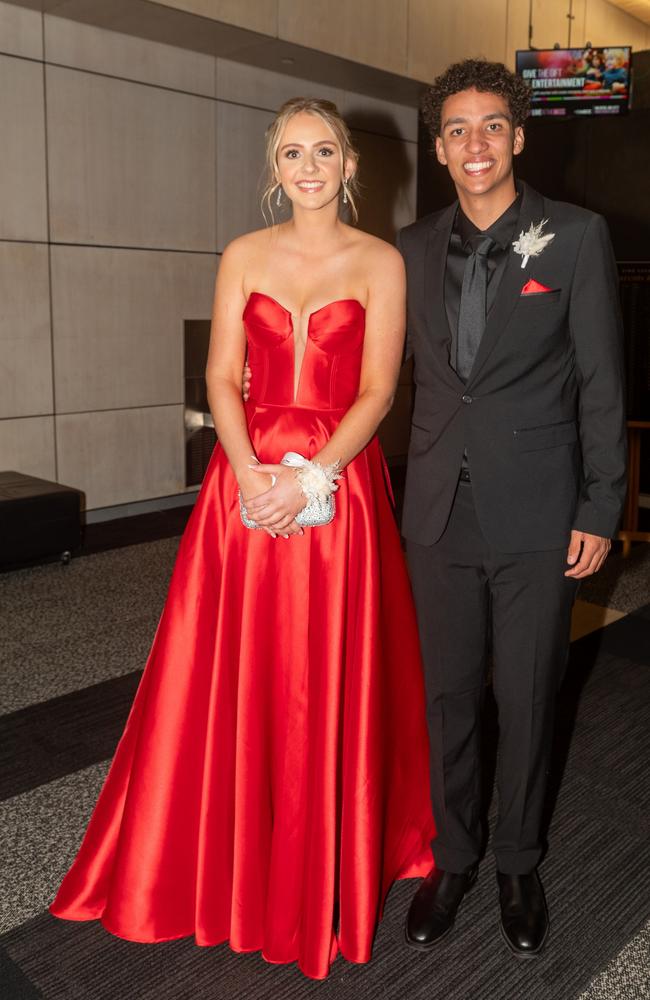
left=282, top=452, right=341, bottom=509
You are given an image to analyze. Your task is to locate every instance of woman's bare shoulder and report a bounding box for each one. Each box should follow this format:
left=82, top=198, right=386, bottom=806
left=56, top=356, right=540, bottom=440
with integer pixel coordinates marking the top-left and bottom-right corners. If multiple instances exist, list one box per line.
left=346, top=227, right=403, bottom=268
left=345, top=231, right=405, bottom=292
left=221, top=227, right=276, bottom=262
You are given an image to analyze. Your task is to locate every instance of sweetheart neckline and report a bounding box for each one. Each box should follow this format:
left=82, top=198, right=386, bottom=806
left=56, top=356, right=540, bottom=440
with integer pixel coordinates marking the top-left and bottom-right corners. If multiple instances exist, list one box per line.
left=244, top=290, right=365, bottom=404
left=246, top=290, right=366, bottom=323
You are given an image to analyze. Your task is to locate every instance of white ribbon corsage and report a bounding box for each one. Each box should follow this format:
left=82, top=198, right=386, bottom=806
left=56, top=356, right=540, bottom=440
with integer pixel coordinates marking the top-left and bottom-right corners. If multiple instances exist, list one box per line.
left=281, top=452, right=342, bottom=503
left=512, top=219, right=555, bottom=269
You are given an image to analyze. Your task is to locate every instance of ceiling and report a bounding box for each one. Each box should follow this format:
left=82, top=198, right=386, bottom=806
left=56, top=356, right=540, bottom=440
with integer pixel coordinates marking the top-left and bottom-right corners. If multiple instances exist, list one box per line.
left=607, top=0, right=650, bottom=27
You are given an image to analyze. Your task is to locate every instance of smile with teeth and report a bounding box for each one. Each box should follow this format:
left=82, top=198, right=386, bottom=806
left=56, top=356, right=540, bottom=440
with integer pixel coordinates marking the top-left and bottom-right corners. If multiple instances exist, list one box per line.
left=464, top=160, right=495, bottom=173
left=296, top=181, right=325, bottom=192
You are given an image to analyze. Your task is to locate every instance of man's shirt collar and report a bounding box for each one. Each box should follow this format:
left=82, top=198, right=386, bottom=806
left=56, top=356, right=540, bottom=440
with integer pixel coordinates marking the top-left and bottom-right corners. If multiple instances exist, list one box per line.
left=455, top=189, right=523, bottom=251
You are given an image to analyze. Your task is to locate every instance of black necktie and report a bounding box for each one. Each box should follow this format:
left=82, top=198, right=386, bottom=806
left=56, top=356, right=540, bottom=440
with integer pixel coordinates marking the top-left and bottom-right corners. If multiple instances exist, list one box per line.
left=456, top=234, right=494, bottom=381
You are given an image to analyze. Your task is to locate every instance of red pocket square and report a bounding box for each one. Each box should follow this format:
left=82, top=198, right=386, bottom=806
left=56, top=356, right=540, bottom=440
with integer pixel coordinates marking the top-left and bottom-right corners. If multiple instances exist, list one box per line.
left=521, top=279, right=554, bottom=295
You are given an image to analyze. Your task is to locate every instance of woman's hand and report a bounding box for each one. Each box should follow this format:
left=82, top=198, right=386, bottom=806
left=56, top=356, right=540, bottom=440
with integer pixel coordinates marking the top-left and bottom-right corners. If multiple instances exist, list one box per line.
left=244, top=463, right=306, bottom=536
left=238, top=469, right=281, bottom=537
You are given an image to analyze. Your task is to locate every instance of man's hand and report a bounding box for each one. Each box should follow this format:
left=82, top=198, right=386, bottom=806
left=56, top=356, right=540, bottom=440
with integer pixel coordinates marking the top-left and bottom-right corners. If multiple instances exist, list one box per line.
left=565, top=529, right=611, bottom=579
left=243, top=364, right=252, bottom=402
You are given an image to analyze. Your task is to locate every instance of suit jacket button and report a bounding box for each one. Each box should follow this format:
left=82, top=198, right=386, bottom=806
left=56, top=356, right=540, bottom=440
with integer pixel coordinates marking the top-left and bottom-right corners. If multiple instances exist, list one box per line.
left=462, top=394, right=473, bottom=404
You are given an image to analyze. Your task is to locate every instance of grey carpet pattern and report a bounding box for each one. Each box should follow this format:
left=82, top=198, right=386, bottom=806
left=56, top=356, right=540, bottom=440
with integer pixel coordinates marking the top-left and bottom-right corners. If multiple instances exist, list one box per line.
left=0, top=764, right=109, bottom=934
left=1, top=671, right=141, bottom=801
left=578, top=920, right=650, bottom=999
left=0, top=539, right=178, bottom=713
left=1, top=622, right=151, bottom=716
left=578, top=544, right=650, bottom=614
left=1, top=539, right=649, bottom=999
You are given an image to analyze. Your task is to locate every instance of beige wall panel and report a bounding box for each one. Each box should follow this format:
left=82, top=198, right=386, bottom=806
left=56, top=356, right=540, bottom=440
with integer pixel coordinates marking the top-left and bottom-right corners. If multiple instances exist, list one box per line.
left=56, top=405, right=185, bottom=508
left=216, top=61, right=416, bottom=143
left=279, top=0, right=409, bottom=76
left=51, top=246, right=216, bottom=413
left=0, top=55, right=47, bottom=241
left=352, top=131, right=417, bottom=243
left=0, top=416, right=56, bottom=480
left=343, top=93, right=419, bottom=143
left=506, top=0, right=587, bottom=65
left=44, top=14, right=216, bottom=95
left=216, top=57, right=344, bottom=110
left=153, top=0, right=278, bottom=35
left=0, top=0, right=43, bottom=59
left=0, top=243, right=52, bottom=419
left=46, top=66, right=217, bottom=251
left=216, top=101, right=274, bottom=250
left=583, top=0, right=648, bottom=47
left=408, top=0, right=509, bottom=82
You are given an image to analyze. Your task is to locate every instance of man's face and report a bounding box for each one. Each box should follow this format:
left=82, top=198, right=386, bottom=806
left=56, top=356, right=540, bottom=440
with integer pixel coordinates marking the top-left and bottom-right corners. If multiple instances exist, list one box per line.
left=435, top=88, right=524, bottom=202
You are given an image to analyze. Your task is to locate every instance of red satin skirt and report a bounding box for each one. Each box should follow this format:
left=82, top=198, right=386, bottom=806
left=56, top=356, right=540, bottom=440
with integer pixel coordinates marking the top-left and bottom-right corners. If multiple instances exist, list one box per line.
left=50, top=402, right=435, bottom=980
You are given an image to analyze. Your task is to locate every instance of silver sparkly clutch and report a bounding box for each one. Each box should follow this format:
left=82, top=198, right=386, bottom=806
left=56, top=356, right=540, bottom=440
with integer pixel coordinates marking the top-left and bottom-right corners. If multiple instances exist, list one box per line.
left=239, top=490, right=335, bottom=529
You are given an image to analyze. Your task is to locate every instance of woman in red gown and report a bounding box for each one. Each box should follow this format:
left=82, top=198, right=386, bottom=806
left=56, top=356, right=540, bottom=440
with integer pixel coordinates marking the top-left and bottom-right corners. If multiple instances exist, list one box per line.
left=51, top=98, right=435, bottom=980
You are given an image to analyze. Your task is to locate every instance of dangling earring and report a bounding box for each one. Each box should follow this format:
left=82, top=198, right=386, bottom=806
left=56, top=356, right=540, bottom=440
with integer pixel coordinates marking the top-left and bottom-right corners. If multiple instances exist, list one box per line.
left=342, top=178, right=349, bottom=205
left=276, top=185, right=283, bottom=207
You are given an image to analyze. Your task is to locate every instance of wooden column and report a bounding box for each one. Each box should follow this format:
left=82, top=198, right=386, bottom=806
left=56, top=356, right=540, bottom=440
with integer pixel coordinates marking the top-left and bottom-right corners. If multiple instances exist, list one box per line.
left=618, top=420, right=650, bottom=557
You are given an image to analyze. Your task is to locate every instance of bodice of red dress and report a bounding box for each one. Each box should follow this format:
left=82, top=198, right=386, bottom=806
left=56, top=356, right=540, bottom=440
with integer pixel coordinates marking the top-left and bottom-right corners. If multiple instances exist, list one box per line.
left=243, top=292, right=365, bottom=410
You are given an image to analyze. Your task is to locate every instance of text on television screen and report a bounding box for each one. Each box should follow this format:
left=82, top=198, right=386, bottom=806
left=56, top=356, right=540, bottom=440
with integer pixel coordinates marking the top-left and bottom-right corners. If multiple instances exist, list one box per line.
left=516, top=47, right=631, bottom=117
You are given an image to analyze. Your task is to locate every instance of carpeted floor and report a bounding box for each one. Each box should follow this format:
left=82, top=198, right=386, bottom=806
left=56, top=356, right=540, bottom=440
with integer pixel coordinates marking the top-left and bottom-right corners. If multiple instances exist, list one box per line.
left=1, top=537, right=649, bottom=999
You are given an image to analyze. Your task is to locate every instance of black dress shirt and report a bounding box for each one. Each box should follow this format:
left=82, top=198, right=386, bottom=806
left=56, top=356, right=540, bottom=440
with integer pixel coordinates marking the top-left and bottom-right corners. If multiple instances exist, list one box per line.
left=445, top=191, right=522, bottom=473
left=445, top=191, right=523, bottom=377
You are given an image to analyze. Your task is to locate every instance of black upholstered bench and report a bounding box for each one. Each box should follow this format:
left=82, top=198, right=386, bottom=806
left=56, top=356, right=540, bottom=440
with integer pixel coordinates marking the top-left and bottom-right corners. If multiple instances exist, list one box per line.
left=0, top=471, right=83, bottom=568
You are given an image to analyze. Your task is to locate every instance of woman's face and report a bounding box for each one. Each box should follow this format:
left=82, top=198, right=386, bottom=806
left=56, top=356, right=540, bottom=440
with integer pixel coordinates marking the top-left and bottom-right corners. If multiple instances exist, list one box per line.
left=275, top=111, right=352, bottom=213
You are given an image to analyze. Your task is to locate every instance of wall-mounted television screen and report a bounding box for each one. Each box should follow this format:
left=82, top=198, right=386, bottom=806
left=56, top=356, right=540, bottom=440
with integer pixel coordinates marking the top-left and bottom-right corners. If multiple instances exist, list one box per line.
left=516, top=47, right=631, bottom=117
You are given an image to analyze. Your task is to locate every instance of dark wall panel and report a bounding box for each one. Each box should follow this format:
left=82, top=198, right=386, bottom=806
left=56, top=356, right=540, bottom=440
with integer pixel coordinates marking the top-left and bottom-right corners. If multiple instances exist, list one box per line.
left=417, top=109, right=649, bottom=259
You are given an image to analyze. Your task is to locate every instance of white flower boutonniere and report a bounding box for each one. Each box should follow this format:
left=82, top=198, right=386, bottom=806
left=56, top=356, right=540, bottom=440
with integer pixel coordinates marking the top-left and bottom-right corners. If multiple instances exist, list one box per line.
left=512, top=219, right=555, bottom=269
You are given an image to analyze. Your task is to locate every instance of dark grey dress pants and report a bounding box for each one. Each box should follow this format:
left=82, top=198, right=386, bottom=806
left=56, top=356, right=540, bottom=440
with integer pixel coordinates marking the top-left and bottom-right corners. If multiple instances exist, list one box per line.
left=406, top=480, right=578, bottom=875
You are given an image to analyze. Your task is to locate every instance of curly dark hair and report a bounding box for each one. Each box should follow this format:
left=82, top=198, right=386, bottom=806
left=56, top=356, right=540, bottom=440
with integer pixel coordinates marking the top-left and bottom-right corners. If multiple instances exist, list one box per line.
left=421, top=59, right=531, bottom=139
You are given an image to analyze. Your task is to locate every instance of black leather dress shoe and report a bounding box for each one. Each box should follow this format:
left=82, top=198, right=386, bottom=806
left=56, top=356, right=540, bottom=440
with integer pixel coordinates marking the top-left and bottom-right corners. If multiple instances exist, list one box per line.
left=405, top=865, right=478, bottom=949
left=497, top=870, right=549, bottom=958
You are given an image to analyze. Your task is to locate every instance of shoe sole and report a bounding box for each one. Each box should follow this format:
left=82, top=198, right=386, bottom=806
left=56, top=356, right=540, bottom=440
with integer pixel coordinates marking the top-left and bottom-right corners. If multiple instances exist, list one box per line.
left=499, top=917, right=549, bottom=960
left=404, top=869, right=479, bottom=952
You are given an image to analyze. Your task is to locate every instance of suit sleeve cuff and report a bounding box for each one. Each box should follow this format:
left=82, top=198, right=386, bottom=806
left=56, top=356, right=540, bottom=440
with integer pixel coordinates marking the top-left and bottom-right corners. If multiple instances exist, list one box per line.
left=572, top=501, right=622, bottom=540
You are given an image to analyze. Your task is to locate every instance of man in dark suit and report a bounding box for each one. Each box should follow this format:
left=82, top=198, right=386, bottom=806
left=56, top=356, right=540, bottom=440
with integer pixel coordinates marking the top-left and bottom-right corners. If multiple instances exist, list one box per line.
left=398, top=59, right=626, bottom=957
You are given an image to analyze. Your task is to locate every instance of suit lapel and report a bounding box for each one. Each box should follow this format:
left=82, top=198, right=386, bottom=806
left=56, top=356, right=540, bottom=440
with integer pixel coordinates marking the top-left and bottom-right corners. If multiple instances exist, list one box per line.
left=467, top=183, right=546, bottom=386
left=423, top=203, right=464, bottom=390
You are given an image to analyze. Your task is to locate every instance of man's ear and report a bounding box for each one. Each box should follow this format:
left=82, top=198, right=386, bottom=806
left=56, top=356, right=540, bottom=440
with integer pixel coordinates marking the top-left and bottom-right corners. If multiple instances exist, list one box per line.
left=513, top=126, right=525, bottom=157
left=435, top=135, right=448, bottom=166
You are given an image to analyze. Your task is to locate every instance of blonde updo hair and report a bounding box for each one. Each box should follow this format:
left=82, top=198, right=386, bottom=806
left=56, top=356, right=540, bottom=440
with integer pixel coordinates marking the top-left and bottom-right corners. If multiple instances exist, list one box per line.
left=261, top=97, right=360, bottom=224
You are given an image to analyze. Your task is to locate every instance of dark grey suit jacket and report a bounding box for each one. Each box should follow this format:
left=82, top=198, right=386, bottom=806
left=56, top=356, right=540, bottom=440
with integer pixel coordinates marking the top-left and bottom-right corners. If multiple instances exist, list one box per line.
left=397, top=181, right=626, bottom=552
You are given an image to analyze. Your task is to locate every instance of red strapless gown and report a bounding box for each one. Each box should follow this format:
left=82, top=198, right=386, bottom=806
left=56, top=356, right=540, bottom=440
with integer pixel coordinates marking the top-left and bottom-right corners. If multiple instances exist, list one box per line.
left=50, top=293, right=435, bottom=980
